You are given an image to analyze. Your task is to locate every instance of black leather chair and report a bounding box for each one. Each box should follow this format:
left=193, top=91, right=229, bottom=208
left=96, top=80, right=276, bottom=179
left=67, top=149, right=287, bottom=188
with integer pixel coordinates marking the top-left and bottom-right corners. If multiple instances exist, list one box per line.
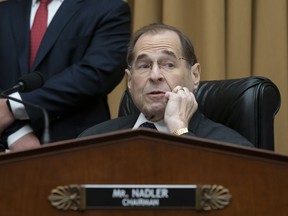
left=118, top=76, right=281, bottom=150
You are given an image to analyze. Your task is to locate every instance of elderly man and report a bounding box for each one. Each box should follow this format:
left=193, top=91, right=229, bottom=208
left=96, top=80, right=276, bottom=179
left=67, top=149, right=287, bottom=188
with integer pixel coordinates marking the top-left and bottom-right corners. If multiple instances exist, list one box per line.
left=80, top=23, right=253, bottom=147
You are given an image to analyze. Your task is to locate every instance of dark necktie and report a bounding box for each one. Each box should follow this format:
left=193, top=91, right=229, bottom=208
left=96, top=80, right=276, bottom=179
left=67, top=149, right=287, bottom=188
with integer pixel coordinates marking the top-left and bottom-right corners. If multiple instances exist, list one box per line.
left=139, top=122, right=157, bottom=130
left=30, top=0, right=51, bottom=68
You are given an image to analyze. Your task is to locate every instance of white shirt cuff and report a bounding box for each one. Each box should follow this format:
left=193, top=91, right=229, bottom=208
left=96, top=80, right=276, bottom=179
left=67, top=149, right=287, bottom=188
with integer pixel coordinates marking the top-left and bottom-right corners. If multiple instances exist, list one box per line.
left=9, top=92, right=29, bottom=120
left=7, top=125, right=33, bottom=148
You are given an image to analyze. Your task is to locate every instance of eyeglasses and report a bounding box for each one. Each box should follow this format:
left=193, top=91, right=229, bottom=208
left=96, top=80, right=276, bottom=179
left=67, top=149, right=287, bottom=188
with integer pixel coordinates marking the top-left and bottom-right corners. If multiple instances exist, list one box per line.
left=130, top=57, right=188, bottom=74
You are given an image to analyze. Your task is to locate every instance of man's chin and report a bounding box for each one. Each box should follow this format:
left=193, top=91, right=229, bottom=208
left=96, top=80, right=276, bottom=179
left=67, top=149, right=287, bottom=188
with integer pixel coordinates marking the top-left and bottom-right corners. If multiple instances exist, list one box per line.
left=143, top=106, right=165, bottom=121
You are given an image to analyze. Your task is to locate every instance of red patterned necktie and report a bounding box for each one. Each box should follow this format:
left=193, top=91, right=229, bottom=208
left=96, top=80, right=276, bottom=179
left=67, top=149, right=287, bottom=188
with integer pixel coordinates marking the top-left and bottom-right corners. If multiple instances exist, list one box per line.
left=30, top=0, right=51, bottom=68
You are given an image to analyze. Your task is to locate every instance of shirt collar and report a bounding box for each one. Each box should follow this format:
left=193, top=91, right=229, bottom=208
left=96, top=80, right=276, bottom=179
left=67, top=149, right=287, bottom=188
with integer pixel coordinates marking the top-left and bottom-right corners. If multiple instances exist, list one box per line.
left=33, top=0, right=64, bottom=5
left=133, top=113, right=169, bottom=133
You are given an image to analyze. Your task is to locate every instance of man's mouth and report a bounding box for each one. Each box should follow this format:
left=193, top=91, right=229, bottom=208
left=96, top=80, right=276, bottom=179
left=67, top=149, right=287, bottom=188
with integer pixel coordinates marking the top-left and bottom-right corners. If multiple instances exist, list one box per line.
left=148, top=90, right=166, bottom=95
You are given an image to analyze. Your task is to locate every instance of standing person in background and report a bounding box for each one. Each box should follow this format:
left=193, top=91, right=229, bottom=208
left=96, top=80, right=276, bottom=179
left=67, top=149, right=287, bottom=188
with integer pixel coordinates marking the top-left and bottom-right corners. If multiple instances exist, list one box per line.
left=0, top=0, right=131, bottom=151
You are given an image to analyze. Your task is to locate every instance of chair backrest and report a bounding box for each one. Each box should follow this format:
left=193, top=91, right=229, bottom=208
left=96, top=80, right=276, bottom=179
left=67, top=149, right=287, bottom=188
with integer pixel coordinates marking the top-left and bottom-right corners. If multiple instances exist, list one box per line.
left=118, top=76, right=281, bottom=150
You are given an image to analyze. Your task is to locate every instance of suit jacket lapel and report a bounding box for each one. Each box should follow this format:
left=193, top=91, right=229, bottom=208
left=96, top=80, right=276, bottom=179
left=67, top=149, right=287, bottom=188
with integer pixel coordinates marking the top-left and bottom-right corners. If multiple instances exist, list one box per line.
left=121, top=115, right=139, bottom=129
left=11, top=0, right=31, bottom=75
left=31, top=0, right=84, bottom=71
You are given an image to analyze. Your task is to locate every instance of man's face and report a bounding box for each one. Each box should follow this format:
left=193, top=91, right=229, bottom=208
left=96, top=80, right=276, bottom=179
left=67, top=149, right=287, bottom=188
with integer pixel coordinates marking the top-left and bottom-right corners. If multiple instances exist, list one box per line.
left=126, top=30, right=200, bottom=121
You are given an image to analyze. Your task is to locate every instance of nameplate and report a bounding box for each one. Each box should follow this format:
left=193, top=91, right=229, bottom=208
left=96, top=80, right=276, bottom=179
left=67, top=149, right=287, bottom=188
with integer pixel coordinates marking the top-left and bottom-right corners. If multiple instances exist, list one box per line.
left=48, top=184, right=231, bottom=211
left=85, top=184, right=196, bottom=209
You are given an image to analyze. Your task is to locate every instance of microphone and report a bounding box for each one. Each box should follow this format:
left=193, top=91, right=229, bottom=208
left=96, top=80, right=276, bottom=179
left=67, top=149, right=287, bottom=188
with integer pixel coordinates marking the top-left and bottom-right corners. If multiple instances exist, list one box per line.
left=4, top=71, right=44, bottom=94
left=1, top=72, right=50, bottom=144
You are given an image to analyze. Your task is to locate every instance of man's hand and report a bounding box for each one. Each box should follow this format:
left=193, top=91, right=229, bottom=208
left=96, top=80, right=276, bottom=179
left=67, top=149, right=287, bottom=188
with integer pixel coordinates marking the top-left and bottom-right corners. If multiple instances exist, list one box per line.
left=9, top=132, right=41, bottom=152
left=164, top=86, right=198, bottom=133
left=0, top=99, right=15, bottom=133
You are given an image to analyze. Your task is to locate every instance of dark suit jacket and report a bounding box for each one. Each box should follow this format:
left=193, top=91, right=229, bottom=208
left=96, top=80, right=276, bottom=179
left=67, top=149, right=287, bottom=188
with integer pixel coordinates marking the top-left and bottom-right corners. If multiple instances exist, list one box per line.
left=79, top=111, right=254, bottom=147
left=0, top=0, right=131, bottom=144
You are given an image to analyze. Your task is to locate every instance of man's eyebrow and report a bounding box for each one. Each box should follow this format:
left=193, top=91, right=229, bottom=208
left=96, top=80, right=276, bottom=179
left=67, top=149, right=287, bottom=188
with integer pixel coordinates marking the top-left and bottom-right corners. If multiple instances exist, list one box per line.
left=135, top=54, right=148, bottom=62
left=161, top=50, right=177, bottom=58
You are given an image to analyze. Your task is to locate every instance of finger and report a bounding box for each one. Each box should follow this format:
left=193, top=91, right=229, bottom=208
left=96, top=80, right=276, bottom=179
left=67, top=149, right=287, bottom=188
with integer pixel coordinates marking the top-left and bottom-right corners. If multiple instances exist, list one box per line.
left=172, top=86, right=183, bottom=93
left=177, top=87, right=189, bottom=95
left=179, top=87, right=187, bottom=92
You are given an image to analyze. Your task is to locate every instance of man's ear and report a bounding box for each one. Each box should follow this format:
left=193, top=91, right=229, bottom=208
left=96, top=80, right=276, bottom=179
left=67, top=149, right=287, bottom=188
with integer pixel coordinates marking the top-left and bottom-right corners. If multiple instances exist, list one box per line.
left=125, top=69, right=132, bottom=89
left=191, top=63, right=201, bottom=89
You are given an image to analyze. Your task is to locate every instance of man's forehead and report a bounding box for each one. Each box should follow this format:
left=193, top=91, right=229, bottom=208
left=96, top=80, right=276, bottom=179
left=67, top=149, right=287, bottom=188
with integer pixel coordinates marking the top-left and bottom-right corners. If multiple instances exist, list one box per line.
left=135, top=50, right=178, bottom=61
left=133, top=31, right=182, bottom=59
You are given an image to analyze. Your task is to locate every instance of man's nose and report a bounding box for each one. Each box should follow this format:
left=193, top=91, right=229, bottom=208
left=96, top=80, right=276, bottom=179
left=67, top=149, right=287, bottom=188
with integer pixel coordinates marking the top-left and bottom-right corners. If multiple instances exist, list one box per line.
left=150, top=62, right=164, bottom=80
